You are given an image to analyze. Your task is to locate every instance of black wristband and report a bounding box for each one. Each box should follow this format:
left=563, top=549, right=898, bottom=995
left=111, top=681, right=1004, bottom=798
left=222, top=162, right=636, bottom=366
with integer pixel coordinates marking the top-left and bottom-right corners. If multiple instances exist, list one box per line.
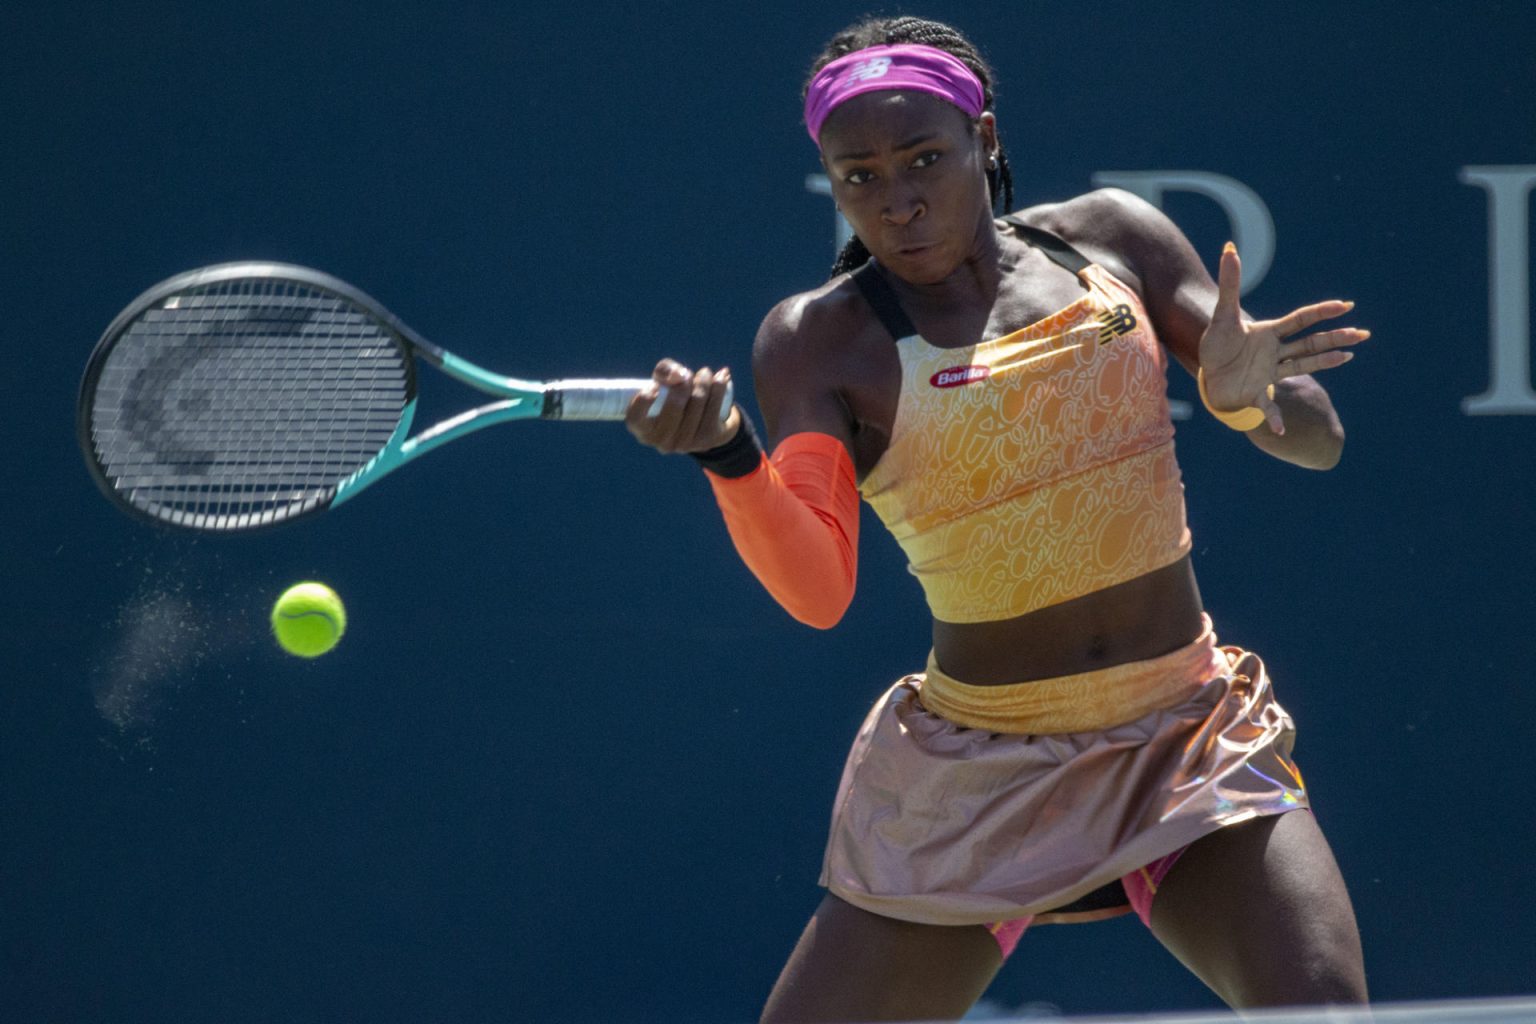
left=689, top=412, right=764, bottom=478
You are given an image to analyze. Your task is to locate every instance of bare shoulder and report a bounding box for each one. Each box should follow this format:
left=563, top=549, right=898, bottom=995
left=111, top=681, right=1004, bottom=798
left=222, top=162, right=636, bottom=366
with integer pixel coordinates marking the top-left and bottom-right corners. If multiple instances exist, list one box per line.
left=1006, top=189, right=1202, bottom=295
left=1012, top=188, right=1173, bottom=248
left=753, top=274, right=889, bottom=443
left=753, top=274, right=877, bottom=382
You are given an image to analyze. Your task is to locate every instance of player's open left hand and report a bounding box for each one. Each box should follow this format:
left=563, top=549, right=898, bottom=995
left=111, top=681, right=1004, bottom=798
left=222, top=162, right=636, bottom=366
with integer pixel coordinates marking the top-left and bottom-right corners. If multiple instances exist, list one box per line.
left=1198, top=242, right=1369, bottom=434
left=626, top=358, right=740, bottom=454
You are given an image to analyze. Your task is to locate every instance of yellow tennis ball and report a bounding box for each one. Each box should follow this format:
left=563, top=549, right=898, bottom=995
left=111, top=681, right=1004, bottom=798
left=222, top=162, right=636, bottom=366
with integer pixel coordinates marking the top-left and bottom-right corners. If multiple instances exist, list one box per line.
left=270, top=582, right=347, bottom=658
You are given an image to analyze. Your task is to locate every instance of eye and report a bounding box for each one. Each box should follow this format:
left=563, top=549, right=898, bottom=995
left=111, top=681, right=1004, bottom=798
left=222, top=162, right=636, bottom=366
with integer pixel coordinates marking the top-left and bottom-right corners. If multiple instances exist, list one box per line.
left=843, top=169, right=875, bottom=186
left=911, top=151, right=942, bottom=169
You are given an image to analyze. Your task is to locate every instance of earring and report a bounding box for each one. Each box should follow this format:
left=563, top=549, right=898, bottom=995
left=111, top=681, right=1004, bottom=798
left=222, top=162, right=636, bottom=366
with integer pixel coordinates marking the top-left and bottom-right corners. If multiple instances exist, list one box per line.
left=986, top=153, right=999, bottom=170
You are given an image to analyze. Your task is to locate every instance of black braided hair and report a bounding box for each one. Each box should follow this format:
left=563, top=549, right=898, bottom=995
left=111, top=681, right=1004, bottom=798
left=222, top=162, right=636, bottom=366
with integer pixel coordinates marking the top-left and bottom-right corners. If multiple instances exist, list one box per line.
left=804, top=16, right=1015, bottom=278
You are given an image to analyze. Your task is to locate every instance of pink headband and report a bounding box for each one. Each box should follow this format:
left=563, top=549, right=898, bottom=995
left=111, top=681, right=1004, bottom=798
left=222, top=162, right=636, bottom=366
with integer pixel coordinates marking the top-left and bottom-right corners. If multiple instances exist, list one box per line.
left=804, top=43, right=986, bottom=144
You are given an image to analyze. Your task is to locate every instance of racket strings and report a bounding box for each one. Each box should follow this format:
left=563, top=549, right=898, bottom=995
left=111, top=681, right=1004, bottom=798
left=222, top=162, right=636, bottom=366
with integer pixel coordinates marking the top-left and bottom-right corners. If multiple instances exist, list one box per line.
left=88, top=279, right=409, bottom=529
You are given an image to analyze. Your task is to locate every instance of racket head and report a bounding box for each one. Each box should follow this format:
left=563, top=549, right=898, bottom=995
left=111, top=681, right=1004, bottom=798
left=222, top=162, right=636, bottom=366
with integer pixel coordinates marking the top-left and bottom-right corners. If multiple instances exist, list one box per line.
left=78, top=262, right=421, bottom=532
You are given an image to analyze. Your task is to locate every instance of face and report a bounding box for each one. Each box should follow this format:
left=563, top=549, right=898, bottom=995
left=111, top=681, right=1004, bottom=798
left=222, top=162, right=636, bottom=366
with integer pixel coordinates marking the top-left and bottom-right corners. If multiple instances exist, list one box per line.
left=819, top=90, right=998, bottom=285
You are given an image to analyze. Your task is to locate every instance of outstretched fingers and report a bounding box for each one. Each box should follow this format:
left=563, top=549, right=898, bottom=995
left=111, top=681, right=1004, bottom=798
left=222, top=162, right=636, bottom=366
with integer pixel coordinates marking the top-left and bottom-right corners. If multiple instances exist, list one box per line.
left=1265, top=299, right=1356, bottom=340
left=1274, top=327, right=1370, bottom=380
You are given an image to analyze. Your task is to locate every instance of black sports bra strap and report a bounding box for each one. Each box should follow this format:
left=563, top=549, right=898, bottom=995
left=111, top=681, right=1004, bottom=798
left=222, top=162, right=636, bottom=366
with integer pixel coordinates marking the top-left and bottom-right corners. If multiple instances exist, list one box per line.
left=851, top=261, right=918, bottom=341
left=1001, top=215, right=1092, bottom=275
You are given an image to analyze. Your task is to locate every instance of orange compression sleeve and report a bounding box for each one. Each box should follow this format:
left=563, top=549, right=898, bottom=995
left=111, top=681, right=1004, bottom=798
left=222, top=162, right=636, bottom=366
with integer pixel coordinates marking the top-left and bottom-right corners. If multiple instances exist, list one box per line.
left=703, top=432, right=859, bottom=629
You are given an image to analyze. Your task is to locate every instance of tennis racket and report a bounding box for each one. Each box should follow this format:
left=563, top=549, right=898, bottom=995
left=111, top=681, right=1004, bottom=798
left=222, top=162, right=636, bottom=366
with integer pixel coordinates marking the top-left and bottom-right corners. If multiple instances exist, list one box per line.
left=78, top=261, right=720, bottom=532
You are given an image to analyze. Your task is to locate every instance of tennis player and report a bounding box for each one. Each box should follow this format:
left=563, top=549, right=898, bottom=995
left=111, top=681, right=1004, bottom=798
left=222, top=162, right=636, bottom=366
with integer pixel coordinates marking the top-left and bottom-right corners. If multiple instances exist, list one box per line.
left=629, top=16, right=1369, bottom=1022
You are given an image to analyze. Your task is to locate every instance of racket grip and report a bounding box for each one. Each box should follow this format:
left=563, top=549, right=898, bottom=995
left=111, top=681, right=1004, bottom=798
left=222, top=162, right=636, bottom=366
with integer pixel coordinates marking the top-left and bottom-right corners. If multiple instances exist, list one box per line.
left=546, top=378, right=734, bottom=423
left=545, top=378, right=653, bottom=420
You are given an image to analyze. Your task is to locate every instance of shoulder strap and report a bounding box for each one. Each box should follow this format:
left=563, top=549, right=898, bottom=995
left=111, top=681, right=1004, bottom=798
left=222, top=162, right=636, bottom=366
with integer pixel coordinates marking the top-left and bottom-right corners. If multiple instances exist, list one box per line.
left=1000, top=215, right=1092, bottom=275
left=850, top=261, right=918, bottom=341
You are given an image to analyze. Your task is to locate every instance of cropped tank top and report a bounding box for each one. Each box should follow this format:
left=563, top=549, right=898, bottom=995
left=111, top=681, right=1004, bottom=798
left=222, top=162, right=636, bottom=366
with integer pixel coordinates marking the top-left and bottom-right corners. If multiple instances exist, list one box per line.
left=854, top=220, right=1191, bottom=624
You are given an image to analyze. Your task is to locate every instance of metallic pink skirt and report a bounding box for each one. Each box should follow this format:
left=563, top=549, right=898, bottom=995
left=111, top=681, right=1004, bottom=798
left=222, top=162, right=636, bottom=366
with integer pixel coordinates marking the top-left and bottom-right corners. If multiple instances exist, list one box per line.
left=819, top=622, right=1308, bottom=926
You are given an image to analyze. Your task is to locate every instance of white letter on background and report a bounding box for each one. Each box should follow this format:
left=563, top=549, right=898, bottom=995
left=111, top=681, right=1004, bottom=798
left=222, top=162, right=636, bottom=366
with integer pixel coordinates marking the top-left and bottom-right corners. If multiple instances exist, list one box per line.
left=1460, top=166, right=1536, bottom=415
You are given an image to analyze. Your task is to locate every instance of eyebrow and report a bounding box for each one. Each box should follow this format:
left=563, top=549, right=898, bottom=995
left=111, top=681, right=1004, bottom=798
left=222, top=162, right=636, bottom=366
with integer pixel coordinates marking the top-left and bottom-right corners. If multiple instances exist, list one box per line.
left=826, top=131, right=942, bottom=163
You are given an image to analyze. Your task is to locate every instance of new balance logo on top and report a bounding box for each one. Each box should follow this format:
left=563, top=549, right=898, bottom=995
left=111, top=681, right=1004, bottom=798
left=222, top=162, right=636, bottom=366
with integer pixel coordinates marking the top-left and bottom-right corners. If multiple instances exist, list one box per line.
left=846, top=57, right=892, bottom=83
left=931, top=365, right=991, bottom=388
left=1097, top=303, right=1137, bottom=343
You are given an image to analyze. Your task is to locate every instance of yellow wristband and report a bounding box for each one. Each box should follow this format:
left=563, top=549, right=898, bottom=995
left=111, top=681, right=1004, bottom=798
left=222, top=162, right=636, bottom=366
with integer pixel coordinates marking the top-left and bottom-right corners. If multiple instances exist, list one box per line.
left=1198, top=368, right=1273, bottom=432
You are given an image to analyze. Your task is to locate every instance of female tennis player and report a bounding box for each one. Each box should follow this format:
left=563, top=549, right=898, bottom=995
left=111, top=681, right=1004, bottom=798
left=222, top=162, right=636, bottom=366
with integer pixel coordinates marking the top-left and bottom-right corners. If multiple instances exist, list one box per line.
left=629, top=16, right=1369, bottom=1022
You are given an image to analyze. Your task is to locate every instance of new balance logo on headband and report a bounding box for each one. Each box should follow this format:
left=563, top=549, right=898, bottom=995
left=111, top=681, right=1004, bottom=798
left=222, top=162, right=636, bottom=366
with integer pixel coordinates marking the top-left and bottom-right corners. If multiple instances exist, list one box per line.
left=846, top=57, right=892, bottom=83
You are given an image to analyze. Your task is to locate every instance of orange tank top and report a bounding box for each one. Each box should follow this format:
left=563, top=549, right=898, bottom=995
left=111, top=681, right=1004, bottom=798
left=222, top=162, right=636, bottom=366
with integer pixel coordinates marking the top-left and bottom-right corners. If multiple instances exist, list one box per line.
left=854, top=223, right=1191, bottom=624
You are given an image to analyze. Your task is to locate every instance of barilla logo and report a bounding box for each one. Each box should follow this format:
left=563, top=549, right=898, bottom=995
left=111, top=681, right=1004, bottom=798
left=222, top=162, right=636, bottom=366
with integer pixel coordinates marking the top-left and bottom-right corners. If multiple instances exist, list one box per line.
left=846, top=57, right=892, bottom=83
left=931, top=365, right=991, bottom=388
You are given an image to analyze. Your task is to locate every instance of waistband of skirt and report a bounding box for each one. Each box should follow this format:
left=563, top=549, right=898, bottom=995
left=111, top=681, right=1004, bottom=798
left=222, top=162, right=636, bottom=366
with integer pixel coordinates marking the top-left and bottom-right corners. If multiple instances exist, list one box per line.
left=919, top=615, right=1228, bottom=734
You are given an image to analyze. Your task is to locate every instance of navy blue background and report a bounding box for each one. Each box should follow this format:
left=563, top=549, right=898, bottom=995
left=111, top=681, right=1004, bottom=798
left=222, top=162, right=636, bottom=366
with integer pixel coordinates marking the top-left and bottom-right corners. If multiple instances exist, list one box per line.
left=4, top=2, right=1534, bottom=1020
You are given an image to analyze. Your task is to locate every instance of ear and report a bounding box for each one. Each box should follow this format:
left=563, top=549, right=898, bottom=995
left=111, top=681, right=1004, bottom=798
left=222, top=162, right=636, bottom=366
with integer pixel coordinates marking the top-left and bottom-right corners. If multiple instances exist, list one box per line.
left=976, top=112, right=999, bottom=160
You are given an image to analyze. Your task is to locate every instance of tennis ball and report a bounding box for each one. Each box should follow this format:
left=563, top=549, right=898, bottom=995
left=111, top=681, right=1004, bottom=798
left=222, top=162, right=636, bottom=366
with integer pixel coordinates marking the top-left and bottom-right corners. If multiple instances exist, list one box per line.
left=270, top=582, right=346, bottom=658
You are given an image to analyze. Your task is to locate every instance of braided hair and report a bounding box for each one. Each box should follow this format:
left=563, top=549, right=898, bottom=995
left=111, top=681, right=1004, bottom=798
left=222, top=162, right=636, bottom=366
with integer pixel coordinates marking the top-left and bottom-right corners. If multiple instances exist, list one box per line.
left=804, top=16, right=1014, bottom=278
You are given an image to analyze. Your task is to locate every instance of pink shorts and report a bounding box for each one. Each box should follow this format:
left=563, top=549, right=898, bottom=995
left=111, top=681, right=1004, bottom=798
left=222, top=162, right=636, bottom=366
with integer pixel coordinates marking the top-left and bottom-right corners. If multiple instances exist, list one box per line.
left=988, top=846, right=1187, bottom=959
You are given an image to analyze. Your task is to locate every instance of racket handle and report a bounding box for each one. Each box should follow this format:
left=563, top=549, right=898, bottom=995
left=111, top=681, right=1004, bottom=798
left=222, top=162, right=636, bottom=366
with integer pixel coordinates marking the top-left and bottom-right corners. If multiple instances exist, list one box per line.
left=545, top=378, right=734, bottom=423
left=543, top=378, right=652, bottom=420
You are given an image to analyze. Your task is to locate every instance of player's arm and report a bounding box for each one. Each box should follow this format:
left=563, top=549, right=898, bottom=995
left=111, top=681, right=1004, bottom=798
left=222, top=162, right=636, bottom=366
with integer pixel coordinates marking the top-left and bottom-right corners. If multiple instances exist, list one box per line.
left=1074, top=189, right=1366, bottom=469
left=625, top=298, right=860, bottom=629
left=717, top=297, right=862, bottom=628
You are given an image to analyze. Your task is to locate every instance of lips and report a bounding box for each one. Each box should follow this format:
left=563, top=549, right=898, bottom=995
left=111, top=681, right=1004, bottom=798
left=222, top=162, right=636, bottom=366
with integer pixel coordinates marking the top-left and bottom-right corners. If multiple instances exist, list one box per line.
left=896, top=242, right=936, bottom=256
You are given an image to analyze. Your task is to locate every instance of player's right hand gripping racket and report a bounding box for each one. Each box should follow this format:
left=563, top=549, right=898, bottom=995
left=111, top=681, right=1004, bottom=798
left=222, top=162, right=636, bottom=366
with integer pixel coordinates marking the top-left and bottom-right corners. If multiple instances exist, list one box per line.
left=78, top=262, right=722, bottom=532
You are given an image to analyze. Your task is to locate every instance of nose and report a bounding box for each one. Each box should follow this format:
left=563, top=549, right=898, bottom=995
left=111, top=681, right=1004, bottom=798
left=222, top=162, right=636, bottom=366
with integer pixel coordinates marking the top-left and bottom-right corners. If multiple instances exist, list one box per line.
left=881, top=184, right=926, bottom=226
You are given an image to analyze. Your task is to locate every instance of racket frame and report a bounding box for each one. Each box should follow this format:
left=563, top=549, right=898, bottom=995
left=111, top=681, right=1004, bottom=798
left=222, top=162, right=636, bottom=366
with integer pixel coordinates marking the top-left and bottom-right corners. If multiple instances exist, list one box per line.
left=78, top=262, right=654, bottom=530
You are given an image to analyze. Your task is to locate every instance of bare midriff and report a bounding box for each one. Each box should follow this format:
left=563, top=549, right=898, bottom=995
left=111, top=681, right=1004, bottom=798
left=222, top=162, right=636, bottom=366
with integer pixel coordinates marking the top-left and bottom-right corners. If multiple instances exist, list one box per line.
left=931, top=555, right=1205, bottom=685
